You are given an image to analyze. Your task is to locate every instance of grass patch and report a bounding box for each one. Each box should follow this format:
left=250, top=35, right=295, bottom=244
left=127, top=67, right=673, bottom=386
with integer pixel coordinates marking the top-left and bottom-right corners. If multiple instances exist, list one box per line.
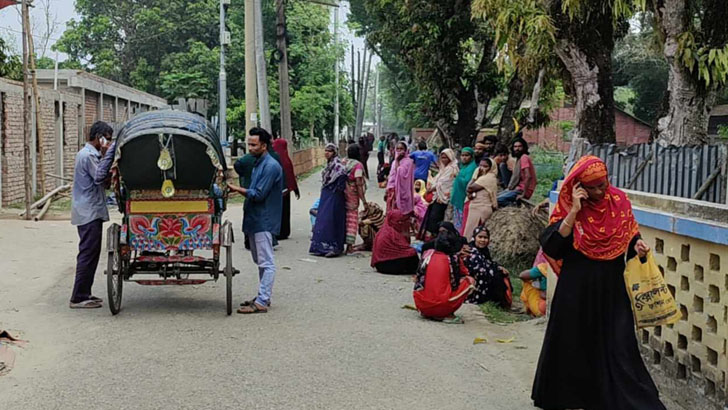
left=479, top=301, right=530, bottom=324
left=530, top=146, right=565, bottom=203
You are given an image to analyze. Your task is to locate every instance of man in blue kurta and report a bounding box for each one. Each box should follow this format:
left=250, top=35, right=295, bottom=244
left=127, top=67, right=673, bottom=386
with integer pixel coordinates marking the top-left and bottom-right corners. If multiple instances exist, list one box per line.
left=228, top=127, right=283, bottom=314
left=70, top=121, right=114, bottom=309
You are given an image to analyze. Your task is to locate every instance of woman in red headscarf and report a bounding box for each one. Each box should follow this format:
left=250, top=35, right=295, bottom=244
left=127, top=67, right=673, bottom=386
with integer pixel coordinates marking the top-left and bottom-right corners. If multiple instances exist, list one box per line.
left=272, top=136, right=300, bottom=240
left=531, top=156, right=665, bottom=410
left=371, top=210, right=419, bottom=274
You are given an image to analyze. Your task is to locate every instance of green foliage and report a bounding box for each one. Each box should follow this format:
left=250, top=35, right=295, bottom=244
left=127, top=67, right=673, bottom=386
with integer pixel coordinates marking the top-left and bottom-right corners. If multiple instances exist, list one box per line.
left=479, top=301, right=529, bottom=324
left=530, top=146, right=565, bottom=202
left=0, top=37, right=22, bottom=81
left=471, top=0, right=555, bottom=76
left=53, top=0, right=352, bottom=143
left=676, top=33, right=728, bottom=88
left=718, top=125, right=728, bottom=139
left=349, top=0, right=502, bottom=145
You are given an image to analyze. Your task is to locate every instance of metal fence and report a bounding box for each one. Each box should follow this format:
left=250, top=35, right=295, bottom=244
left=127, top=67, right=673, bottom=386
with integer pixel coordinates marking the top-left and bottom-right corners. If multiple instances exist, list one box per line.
left=568, top=141, right=728, bottom=204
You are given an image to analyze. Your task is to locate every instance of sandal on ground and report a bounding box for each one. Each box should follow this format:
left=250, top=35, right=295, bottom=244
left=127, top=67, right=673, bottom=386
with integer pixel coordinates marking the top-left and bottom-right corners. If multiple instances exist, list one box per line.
left=69, top=299, right=102, bottom=309
left=240, top=298, right=271, bottom=308
left=442, top=315, right=464, bottom=324
left=90, top=296, right=103, bottom=303
left=237, top=303, right=268, bottom=314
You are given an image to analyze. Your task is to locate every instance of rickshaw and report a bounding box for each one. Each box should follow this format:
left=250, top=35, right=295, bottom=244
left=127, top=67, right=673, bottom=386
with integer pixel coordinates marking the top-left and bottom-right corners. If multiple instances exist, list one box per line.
left=105, top=111, right=237, bottom=315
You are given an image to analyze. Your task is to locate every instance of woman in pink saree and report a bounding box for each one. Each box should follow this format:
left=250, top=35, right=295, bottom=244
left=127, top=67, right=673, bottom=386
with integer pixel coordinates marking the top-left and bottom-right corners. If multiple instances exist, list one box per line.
left=386, top=141, right=415, bottom=215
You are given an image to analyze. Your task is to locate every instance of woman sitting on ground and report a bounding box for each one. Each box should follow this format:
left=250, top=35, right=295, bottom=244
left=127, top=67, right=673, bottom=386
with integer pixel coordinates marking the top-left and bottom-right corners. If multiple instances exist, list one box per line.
left=371, top=209, right=419, bottom=274
left=519, top=249, right=548, bottom=317
left=464, top=226, right=513, bottom=308
left=413, top=223, right=475, bottom=323
left=354, top=202, right=384, bottom=252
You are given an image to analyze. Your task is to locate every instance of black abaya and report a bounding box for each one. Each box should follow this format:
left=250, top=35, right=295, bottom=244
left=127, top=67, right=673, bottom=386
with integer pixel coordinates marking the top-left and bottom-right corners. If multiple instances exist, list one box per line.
left=374, top=255, right=419, bottom=275
left=278, top=194, right=291, bottom=240
left=532, top=221, right=666, bottom=410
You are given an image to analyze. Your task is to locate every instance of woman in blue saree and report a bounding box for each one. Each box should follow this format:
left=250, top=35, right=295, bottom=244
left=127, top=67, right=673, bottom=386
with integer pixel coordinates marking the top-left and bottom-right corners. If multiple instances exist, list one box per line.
left=310, top=144, right=348, bottom=257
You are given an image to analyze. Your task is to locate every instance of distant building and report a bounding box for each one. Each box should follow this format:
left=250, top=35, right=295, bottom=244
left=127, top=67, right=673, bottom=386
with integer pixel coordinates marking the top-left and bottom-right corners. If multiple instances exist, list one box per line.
left=0, top=70, right=168, bottom=207
left=708, top=104, right=728, bottom=137
left=521, top=102, right=652, bottom=152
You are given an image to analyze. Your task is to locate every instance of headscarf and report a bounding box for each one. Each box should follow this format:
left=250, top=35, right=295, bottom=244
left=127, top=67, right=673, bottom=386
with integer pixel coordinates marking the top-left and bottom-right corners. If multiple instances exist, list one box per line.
left=431, top=148, right=459, bottom=204
left=359, top=202, right=385, bottom=242
left=470, top=158, right=499, bottom=208
left=387, top=143, right=415, bottom=215
left=470, top=225, right=492, bottom=261
left=450, top=147, right=478, bottom=210
left=550, top=155, right=639, bottom=261
left=272, top=138, right=298, bottom=193
left=371, top=210, right=417, bottom=266
left=414, top=179, right=427, bottom=198
left=321, top=143, right=347, bottom=188
left=414, top=223, right=466, bottom=291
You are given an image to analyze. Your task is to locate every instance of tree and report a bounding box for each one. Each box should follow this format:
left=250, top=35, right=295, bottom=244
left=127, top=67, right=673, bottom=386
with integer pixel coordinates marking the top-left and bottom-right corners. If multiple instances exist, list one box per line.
left=646, top=0, right=728, bottom=145
left=55, top=0, right=353, bottom=143
left=350, top=0, right=501, bottom=147
left=613, top=21, right=668, bottom=123
left=0, top=37, right=22, bottom=81
left=473, top=0, right=636, bottom=144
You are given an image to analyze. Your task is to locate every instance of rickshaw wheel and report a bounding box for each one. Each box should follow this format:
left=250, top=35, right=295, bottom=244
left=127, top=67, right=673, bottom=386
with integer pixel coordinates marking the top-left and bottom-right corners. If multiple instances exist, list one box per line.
left=106, top=223, right=123, bottom=315
left=223, top=222, right=234, bottom=316
left=225, top=246, right=233, bottom=315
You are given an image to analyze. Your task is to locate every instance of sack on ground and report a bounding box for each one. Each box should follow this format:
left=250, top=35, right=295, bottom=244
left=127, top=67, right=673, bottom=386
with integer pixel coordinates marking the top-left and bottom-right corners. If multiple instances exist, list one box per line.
left=624, top=252, right=681, bottom=329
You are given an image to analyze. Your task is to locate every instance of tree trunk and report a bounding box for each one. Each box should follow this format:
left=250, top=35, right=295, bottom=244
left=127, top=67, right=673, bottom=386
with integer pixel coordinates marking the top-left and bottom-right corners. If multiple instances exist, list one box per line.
left=497, top=73, right=525, bottom=144
left=527, top=68, right=546, bottom=125
left=453, top=87, right=478, bottom=148
left=549, top=1, right=616, bottom=144
left=554, top=39, right=616, bottom=144
left=653, top=0, right=714, bottom=145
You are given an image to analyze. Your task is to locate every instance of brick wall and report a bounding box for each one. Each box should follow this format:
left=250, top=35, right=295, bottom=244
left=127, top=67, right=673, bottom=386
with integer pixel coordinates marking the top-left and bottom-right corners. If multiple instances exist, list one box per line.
left=84, top=91, right=98, bottom=131
left=227, top=146, right=325, bottom=185
left=522, top=107, right=651, bottom=152
left=0, top=79, right=82, bottom=206
left=2, top=89, right=27, bottom=205
left=103, top=95, right=114, bottom=122
left=292, top=146, right=325, bottom=176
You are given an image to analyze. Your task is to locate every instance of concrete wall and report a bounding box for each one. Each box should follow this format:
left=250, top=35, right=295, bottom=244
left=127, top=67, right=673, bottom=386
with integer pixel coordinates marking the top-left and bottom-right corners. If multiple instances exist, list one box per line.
left=548, top=189, right=728, bottom=409
left=0, top=78, right=82, bottom=206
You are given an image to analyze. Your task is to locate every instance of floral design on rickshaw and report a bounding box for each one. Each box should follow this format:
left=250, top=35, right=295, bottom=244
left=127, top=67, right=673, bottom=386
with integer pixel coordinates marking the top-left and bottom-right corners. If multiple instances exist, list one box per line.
left=129, top=214, right=213, bottom=251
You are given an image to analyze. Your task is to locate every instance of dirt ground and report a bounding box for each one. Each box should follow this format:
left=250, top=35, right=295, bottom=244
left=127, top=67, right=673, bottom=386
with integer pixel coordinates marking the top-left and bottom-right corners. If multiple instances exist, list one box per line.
left=0, top=158, right=684, bottom=410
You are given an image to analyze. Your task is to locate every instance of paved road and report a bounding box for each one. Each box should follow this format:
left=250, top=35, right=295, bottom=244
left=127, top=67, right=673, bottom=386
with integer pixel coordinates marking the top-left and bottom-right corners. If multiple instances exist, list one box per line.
left=0, top=159, right=681, bottom=410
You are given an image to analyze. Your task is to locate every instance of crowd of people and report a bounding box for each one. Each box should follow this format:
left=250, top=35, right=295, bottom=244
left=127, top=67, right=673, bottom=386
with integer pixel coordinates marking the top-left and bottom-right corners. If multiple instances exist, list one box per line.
left=307, top=131, right=539, bottom=323
left=68, top=120, right=667, bottom=409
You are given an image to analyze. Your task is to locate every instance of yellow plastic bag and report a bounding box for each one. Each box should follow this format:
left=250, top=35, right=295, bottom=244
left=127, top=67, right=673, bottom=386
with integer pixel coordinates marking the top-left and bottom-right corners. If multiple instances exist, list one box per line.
left=624, top=252, right=681, bottom=329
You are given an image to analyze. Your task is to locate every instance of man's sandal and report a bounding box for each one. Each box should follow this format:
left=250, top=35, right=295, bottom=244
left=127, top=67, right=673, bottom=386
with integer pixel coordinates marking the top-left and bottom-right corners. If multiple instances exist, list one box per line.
left=237, top=303, right=268, bottom=314
left=240, top=298, right=271, bottom=307
left=69, top=299, right=102, bottom=309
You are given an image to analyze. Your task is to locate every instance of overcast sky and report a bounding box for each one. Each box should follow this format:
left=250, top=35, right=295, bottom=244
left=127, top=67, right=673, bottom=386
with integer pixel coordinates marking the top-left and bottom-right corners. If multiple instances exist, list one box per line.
left=0, top=0, right=375, bottom=72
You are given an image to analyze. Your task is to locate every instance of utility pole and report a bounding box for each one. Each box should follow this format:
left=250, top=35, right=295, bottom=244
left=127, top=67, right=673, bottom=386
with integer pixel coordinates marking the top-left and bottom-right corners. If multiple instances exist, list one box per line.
left=21, top=0, right=31, bottom=220
left=276, top=0, right=293, bottom=142
left=373, top=65, right=379, bottom=138
left=254, top=0, right=271, bottom=132
left=245, top=0, right=258, bottom=134
left=333, top=5, right=339, bottom=145
left=26, top=5, right=45, bottom=195
left=219, top=0, right=230, bottom=143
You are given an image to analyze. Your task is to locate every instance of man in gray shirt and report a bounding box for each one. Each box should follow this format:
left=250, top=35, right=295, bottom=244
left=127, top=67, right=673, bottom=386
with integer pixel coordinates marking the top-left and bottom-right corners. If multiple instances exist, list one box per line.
left=69, top=121, right=114, bottom=309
